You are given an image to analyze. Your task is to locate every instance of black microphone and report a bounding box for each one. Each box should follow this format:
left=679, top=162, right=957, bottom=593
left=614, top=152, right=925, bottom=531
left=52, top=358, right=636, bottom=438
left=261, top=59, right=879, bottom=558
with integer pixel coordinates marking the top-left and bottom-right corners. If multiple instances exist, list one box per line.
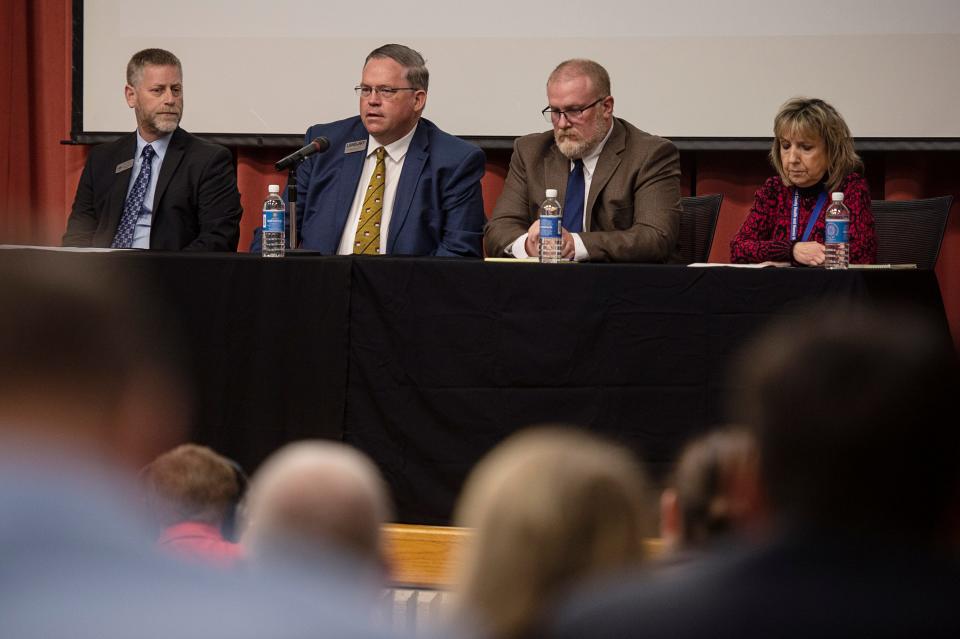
left=275, top=137, right=330, bottom=170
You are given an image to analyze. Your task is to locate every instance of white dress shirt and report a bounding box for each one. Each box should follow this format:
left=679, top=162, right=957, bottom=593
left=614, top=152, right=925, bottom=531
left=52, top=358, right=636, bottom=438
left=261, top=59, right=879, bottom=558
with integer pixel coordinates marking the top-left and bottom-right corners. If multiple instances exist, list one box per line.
left=128, top=130, right=173, bottom=249
left=337, top=123, right=418, bottom=255
left=509, top=121, right=614, bottom=261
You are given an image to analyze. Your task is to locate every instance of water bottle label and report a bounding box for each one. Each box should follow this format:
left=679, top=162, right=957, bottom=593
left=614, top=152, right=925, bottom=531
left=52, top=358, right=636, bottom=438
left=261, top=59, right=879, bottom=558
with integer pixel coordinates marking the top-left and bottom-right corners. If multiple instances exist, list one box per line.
left=825, top=220, right=849, bottom=243
left=263, top=209, right=284, bottom=233
left=540, top=216, right=561, bottom=239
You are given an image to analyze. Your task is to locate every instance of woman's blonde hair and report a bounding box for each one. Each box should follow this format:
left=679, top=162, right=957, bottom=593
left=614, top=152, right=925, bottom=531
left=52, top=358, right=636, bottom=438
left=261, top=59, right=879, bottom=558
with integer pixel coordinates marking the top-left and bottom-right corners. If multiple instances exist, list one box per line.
left=770, top=97, right=862, bottom=192
left=453, top=427, right=650, bottom=639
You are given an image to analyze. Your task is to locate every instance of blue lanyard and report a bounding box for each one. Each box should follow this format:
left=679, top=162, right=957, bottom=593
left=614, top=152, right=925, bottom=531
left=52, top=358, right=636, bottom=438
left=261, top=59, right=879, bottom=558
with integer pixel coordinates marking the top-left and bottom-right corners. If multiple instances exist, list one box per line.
left=791, top=190, right=828, bottom=242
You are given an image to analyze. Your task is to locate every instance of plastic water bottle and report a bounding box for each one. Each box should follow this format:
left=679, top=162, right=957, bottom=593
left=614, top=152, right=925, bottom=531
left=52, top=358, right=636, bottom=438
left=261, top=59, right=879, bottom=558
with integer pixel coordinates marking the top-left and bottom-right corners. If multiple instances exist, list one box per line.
left=538, top=188, right=562, bottom=263
left=824, top=192, right=850, bottom=269
left=262, top=184, right=285, bottom=258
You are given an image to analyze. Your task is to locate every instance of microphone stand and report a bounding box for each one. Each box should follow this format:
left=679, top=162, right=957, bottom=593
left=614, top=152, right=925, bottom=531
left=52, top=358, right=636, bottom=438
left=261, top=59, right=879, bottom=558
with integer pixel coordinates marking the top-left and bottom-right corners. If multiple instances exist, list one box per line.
left=286, top=166, right=300, bottom=251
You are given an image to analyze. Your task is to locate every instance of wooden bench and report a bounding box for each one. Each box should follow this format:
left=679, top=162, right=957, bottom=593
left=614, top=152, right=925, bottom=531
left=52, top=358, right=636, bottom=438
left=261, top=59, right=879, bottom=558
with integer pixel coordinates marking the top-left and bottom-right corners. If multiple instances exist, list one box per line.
left=382, top=524, right=665, bottom=589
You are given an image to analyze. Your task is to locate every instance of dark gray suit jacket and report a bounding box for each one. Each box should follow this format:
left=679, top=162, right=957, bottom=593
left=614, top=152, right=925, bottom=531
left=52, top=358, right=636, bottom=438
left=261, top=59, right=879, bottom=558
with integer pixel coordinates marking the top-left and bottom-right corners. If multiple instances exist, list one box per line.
left=63, top=127, right=242, bottom=251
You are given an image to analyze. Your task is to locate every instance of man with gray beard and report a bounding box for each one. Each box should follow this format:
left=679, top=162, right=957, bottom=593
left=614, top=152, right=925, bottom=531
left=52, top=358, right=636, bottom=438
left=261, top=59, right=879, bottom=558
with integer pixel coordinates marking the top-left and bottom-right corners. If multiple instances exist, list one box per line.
left=484, top=59, right=681, bottom=262
left=63, top=48, right=241, bottom=251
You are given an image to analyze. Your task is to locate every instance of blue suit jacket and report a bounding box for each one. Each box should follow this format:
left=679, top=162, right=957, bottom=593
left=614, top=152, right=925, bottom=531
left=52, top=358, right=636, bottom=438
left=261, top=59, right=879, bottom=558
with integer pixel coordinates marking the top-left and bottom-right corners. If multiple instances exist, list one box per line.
left=254, top=116, right=485, bottom=257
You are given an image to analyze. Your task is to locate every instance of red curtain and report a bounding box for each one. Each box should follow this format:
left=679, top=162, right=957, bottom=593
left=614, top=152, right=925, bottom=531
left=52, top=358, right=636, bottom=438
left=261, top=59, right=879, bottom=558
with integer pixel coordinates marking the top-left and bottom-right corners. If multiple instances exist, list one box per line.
left=0, top=0, right=88, bottom=246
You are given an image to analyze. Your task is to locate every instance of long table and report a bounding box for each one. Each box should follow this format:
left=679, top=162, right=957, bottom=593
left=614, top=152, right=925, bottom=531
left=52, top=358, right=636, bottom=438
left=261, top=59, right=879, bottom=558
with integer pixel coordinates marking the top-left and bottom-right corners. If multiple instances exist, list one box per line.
left=3, top=250, right=948, bottom=523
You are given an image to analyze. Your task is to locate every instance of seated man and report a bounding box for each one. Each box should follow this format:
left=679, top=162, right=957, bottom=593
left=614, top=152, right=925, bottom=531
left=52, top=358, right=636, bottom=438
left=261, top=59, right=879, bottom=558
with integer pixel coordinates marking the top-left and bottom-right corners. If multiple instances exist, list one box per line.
left=484, top=59, right=681, bottom=262
left=142, top=443, right=244, bottom=567
left=252, top=43, right=485, bottom=257
left=63, top=48, right=242, bottom=251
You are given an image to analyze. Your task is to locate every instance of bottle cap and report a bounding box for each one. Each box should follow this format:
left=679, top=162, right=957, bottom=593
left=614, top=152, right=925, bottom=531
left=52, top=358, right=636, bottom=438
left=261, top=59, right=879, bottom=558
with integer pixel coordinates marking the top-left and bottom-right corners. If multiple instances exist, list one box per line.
left=831, top=192, right=844, bottom=201
left=545, top=188, right=558, bottom=198
left=268, top=184, right=281, bottom=193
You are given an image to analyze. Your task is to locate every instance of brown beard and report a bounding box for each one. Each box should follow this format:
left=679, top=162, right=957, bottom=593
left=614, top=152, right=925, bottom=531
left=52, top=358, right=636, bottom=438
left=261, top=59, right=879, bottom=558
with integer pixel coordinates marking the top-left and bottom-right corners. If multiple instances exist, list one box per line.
left=554, top=115, right=608, bottom=159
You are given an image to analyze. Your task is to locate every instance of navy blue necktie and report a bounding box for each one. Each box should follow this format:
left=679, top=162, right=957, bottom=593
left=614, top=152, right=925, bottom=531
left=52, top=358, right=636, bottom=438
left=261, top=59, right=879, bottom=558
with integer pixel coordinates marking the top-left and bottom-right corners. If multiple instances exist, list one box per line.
left=112, top=144, right=155, bottom=248
left=563, top=159, right=585, bottom=233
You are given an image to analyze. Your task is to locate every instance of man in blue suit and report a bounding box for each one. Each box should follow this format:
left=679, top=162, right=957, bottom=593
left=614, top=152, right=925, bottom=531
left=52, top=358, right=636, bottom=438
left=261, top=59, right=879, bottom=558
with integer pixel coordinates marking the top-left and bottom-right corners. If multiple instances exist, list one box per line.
left=253, top=44, right=486, bottom=257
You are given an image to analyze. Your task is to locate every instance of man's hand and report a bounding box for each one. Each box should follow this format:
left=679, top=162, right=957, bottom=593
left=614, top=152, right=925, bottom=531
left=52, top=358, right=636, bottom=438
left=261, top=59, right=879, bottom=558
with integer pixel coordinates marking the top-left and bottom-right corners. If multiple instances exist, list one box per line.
left=792, top=241, right=825, bottom=267
left=524, top=220, right=541, bottom=257
left=524, top=221, right=576, bottom=260
left=560, top=228, right=575, bottom=260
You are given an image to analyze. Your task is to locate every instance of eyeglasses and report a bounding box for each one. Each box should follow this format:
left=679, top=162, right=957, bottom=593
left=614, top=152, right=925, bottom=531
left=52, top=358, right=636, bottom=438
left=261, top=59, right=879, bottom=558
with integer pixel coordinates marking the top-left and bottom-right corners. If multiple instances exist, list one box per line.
left=355, top=85, right=419, bottom=100
left=541, top=98, right=605, bottom=124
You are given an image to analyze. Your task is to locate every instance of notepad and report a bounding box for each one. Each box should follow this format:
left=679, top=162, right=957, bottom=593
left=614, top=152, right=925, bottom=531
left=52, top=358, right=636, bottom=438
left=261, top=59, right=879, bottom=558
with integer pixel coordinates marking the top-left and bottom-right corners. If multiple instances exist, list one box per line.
left=848, top=264, right=918, bottom=270
left=687, top=262, right=791, bottom=268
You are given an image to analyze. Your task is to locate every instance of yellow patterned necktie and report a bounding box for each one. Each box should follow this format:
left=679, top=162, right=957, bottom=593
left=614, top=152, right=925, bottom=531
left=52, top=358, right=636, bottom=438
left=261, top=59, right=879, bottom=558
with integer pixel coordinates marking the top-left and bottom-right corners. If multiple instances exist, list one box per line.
left=353, top=146, right=386, bottom=255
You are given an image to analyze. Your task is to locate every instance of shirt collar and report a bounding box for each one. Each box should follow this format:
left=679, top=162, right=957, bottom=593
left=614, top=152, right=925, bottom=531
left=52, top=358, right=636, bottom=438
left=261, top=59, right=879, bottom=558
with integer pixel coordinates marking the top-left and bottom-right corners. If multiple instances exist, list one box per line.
left=135, top=129, right=173, bottom=161
left=367, top=121, right=418, bottom=163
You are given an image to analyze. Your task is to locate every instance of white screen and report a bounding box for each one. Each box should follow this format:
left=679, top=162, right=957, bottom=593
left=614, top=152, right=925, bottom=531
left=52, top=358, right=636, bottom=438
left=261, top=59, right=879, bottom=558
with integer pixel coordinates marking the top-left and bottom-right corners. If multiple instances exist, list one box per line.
left=82, top=0, right=960, bottom=138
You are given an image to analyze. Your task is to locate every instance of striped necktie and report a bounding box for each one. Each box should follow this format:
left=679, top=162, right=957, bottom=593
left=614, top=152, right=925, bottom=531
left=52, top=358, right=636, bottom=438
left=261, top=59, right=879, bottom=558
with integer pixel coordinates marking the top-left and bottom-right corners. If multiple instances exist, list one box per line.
left=353, top=146, right=386, bottom=255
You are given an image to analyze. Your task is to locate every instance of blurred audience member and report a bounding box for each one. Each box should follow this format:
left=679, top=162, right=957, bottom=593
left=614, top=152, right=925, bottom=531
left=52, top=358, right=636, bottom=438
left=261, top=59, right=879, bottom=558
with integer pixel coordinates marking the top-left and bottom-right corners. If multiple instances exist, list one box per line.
left=242, top=440, right=392, bottom=595
left=142, top=443, right=244, bottom=566
left=551, top=306, right=960, bottom=639
left=659, top=427, right=763, bottom=556
left=453, top=427, right=651, bottom=639
left=0, top=253, right=400, bottom=639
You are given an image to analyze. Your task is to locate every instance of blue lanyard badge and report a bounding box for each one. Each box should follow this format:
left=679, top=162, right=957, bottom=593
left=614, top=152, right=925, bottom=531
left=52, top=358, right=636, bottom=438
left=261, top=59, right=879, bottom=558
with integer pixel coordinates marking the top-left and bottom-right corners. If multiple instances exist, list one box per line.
left=791, top=190, right=829, bottom=242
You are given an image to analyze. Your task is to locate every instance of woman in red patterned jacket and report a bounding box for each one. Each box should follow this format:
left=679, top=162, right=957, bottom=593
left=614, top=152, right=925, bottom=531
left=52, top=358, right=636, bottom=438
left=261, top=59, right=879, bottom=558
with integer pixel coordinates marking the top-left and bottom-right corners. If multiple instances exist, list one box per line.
left=730, top=98, right=877, bottom=266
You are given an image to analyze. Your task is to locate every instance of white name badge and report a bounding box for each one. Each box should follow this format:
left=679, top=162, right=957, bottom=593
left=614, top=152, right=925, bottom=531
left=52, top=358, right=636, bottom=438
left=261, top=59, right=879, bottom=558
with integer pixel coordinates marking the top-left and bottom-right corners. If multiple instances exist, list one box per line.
left=344, top=140, right=367, bottom=154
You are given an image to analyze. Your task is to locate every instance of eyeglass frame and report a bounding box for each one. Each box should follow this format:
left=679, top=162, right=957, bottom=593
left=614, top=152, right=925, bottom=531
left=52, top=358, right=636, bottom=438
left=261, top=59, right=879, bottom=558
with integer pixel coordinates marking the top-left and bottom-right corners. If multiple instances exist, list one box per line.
left=541, top=97, right=606, bottom=124
left=355, top=85, right=420, bottom=100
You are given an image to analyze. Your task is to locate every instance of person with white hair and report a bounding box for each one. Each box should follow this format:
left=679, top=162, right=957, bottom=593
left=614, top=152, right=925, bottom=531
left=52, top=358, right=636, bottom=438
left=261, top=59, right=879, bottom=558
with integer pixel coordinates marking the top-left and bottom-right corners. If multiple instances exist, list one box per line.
left=242, top=440, right=392, bottom=592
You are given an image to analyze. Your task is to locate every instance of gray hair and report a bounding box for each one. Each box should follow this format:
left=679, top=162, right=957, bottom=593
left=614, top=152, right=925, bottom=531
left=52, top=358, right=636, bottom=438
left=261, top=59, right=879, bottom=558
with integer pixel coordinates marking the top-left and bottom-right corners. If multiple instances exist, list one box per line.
left=243, top=441, right=392, bottom=563
left=126, top=48, right=182, bottom=86
left=365, top=43, right=429, bottom=91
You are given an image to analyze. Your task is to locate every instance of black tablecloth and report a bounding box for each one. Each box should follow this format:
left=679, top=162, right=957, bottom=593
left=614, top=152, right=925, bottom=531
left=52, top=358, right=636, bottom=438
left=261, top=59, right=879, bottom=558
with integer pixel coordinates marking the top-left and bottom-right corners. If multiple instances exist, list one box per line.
left=1, top=250, right=947, bottom=523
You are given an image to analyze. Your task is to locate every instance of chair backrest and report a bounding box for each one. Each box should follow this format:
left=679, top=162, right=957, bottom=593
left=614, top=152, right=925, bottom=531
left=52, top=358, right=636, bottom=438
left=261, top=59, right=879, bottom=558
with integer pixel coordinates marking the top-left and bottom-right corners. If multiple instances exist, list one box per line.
left=678, top=194, right=723, bottom=264
left=872, top=196, right=953, bottom=269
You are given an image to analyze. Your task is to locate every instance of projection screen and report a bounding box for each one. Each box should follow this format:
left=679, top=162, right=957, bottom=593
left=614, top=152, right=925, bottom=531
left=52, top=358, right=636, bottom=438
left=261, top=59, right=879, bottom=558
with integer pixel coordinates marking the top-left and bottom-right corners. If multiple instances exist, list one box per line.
left=77, top=0, right=960, bottom=143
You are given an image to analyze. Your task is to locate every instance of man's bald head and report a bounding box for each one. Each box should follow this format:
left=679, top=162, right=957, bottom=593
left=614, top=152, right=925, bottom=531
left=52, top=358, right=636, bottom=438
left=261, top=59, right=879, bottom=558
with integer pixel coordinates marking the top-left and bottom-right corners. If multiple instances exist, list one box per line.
left=243, top=441, right=391, bottom=564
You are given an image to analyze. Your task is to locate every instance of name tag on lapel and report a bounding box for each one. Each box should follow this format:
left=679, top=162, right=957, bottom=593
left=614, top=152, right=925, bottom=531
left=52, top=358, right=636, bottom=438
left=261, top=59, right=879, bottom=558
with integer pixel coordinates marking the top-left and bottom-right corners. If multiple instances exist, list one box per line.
left=115, top=159, right=134, bottom=173
left=344, top=140, right=367, bottom=154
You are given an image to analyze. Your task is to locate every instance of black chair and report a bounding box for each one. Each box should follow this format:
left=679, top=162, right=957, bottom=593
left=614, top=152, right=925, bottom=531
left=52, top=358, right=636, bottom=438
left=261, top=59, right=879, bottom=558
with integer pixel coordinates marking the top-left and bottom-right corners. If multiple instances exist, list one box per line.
left=678, top=194, right=723, bottom=264
left=872, top=196, right=953, bottom=269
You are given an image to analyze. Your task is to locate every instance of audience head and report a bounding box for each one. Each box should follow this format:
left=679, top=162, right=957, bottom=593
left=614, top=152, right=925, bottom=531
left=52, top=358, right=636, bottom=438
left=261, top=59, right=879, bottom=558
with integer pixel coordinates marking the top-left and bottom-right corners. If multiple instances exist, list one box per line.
left=0, top=255, right=187, bottom=470
left=732, top=305, right=960, bottom=543
left=141, top=444, right=242, bottom=530
left=545, top=59, right=614, bottom=160
left=359, top=43, right=428, bottom=146
left=660, top=427, right=762, bottom=551
left=454, top=426, right=650, bottom=639
left=125, top=48, right=183, bottom=141
left=242, top=440, right=392, bottom=567
left=769, top=96, right=861, bottom=192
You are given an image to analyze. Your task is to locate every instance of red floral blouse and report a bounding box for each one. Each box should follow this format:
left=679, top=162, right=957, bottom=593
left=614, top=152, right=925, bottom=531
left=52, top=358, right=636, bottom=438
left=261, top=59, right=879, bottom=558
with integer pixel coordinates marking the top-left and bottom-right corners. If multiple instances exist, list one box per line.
left=730, top=173, right=877, bottom=264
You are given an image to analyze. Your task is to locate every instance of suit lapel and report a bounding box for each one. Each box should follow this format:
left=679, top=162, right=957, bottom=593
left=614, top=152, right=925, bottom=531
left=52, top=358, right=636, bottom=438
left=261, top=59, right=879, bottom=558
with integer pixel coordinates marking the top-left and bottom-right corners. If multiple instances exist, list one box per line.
left=585, top=119, right=625, bottom=231
left=545, top=144, right=569, bottom=204
left=333, top=120, right=368, bottom=238
left=386, top=121, right=428, bottom=253
left=106, top=134, right=138, bottom=236
left=153, top=128, right=187, bottom=232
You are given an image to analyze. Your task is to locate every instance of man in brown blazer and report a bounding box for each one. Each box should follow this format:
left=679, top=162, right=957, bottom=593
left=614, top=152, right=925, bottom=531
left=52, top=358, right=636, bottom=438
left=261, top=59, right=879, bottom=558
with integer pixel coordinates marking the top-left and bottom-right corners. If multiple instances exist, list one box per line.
left=484, top=59, right=682, bottom=262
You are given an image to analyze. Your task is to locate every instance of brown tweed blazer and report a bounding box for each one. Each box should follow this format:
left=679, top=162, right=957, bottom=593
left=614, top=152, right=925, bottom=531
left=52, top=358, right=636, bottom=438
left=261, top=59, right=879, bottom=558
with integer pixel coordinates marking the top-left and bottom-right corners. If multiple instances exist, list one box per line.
left=484, top=118, right=681, bottom=262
